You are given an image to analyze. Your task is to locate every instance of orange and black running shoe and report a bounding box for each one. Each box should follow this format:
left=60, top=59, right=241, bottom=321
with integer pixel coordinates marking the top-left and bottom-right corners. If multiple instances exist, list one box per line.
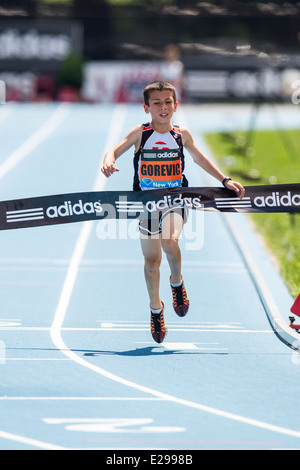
left=171, top=279, right=189, bottom=317
left=150, top=302, right=167, bottom=343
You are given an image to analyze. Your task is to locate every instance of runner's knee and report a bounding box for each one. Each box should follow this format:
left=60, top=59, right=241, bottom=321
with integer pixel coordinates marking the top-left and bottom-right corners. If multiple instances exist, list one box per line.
left=161, top=237, right=179, bottom=255
left=144, top=256, right=161, bottom=273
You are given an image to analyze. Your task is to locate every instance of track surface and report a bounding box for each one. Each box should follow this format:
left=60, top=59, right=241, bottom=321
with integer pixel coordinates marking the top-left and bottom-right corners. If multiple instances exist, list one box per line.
left=0, top=102, right=299, bottom=450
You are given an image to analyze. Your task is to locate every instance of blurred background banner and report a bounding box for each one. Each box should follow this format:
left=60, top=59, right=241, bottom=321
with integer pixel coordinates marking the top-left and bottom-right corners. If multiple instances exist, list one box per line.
left=0, top=17, right=83, bottom=101
left=82, top=59, right=184, bottom=103
left=0, top=0, right=300, bottom=103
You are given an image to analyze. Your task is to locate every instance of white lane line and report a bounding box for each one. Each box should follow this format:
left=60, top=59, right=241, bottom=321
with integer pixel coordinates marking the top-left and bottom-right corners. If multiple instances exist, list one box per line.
left=0, top=103, right=70, bottom=180
left=138, top=341, right=227, bottom=351
left=98, top=321, right=243, bottom=328
left=50, top=104, right=127, bottom=338
left=0, top=397, right=164, bottom=401
left=0, top=258, right=246, bottom=268
left=0, top=430, right=66, bottom=450
left=163, top=342, right=216, bottom=350
left=0, top=326, right=272, bottom=333
left=0, top=258, right=247, bottom=276
left=3, top=358, right=71, bottom=361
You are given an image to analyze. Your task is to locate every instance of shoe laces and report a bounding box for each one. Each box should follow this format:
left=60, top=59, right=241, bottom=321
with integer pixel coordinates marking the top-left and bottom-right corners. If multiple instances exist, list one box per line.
left=172, top=283, right=186, bottom=307
left=151, top=311, right=165, bottom=333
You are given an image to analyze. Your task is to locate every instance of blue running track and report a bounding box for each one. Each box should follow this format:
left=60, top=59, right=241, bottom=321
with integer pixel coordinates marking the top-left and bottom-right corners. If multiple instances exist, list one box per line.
left=0, top=102, right=299, bottom=450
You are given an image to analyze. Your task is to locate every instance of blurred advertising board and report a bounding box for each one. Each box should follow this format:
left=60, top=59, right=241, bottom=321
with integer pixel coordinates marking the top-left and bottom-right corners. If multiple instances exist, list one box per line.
left=0, top=20, right=82, bottom=101
left=82, top=60, right=184, bottom=103
left=82, top=59, right=300, bottom=104
left=0, top=20, right=82, bottom=67
left=184, top=57, right=300, bottom=102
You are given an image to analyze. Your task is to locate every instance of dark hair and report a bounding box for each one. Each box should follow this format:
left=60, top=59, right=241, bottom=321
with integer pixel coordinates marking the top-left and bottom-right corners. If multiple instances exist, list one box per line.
left=143, top=81, right=177, bottom=106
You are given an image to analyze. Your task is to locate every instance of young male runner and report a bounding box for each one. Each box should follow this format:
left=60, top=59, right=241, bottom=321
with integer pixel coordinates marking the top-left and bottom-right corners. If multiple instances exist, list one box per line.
left=101, top=81, right=245, bottom=343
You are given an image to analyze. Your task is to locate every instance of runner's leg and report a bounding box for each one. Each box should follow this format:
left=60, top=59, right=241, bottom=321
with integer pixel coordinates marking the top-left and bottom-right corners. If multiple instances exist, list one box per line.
left=140, top=236, right=163, bottom=310
left=161, top=210, right=190, bottom=317
left=161, top=211, right=184, bottom=284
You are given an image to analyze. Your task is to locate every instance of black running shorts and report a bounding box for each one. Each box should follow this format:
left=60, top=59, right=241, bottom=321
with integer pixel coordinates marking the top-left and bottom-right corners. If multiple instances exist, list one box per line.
left=139, top=206, right=188, bottom=236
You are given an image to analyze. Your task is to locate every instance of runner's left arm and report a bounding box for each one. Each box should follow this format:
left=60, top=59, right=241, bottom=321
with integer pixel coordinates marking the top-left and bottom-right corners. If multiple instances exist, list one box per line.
left=182, top=128, right=245, bottom=199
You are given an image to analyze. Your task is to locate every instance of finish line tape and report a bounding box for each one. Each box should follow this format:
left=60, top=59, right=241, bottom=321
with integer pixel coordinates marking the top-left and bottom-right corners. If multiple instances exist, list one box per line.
left=0, top=183, right=299, bottom=231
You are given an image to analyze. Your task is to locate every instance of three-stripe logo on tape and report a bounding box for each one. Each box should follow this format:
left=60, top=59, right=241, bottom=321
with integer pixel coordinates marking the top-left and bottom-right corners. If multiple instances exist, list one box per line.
left=115, top=201, right=145, bottom=214
left=6, top=207, right=44, bottom=223
left=215, top=196, right=252, bottom=210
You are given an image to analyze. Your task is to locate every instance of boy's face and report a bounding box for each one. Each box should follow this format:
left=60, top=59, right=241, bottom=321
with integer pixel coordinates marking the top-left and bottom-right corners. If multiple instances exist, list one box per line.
left=144, top=90, right=177, bottom=124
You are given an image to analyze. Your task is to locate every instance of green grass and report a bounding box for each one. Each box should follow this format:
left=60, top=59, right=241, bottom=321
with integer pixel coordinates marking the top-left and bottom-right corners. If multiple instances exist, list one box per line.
left=204, top=128, right=300, bottom=299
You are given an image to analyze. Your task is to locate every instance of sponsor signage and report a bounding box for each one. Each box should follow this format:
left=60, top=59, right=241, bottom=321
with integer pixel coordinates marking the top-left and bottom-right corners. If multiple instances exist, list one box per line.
left=140, top=149, right=182, bottom=190
left=0, top=184, right=299, bottom=231
left=185, top=67, right=300, bottom=102
left=0, top=20, right=83, bottom=65
left=82, top=61, right=183, bottom=103
left=0, top=18, right=83, bottom=99
left=0, top=20, right=83, bottom=101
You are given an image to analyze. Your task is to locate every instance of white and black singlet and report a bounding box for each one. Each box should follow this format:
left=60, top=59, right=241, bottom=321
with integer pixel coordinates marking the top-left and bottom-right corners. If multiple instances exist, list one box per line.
left=133, top=123, right=189, bottom=235
left=133, top=123, right=188, bottom=191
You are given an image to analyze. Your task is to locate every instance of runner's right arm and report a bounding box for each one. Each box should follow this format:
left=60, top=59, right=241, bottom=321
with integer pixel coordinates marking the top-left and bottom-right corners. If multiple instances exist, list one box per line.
left=101, top=125, right=142, bottom=178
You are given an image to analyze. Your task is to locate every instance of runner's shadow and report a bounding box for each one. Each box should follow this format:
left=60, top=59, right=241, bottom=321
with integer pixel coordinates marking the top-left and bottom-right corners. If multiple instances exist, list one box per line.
left=80, top=347, right=228, bottom=356
left=82, top=347, right=176, bottom=357
left=5, top=347, right=228, bottom=356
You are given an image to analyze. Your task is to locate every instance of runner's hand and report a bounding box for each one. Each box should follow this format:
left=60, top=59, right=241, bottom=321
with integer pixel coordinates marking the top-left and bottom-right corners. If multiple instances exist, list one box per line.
left=101, top=162, right=119, bottom=178
left=225, top=180, right=245, bottom=200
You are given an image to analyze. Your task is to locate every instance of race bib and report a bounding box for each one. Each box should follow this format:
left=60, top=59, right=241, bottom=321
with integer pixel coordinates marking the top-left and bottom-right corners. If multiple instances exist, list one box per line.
left=139, top=149, right=183, bottom=190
